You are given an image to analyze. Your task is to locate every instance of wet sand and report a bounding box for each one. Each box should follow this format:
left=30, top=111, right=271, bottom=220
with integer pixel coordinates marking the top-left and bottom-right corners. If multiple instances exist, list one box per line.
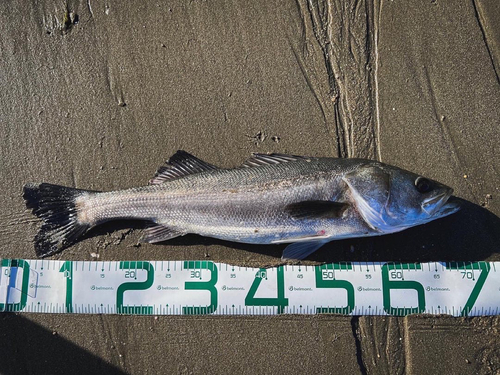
left=1, top=0, right=499, bottom=373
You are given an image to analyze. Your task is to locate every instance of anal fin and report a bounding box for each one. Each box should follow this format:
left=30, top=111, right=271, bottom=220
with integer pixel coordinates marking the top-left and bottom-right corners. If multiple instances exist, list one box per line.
left=140, top=224, right=185, bottom=243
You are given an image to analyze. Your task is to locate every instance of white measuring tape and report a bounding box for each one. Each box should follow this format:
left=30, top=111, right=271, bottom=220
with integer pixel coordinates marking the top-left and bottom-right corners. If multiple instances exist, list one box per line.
left=1, top=259, right=499, bottom=316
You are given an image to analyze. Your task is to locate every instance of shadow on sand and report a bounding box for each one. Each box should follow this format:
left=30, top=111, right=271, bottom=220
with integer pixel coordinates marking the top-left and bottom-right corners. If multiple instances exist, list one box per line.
left=0, top=314, right=126, bottom=375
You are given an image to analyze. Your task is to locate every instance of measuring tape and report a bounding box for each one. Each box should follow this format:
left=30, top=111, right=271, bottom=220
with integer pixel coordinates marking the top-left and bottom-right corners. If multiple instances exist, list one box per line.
left=1, top=259, right=499, bottom=316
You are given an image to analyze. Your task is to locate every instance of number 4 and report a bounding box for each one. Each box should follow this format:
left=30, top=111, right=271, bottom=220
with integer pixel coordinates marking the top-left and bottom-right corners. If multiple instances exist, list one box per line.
left=245, top=267, right=288, bottom=313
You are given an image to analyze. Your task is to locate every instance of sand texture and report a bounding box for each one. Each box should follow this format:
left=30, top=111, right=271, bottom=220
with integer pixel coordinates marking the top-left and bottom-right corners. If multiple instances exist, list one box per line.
left=0, top=0, right=499, bottom=373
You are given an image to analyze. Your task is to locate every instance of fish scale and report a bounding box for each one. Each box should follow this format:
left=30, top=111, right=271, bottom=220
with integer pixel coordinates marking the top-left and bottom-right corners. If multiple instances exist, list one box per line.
left=23, top=151, right=460, bottom=259
left=82, top=158, right=357, bottom=242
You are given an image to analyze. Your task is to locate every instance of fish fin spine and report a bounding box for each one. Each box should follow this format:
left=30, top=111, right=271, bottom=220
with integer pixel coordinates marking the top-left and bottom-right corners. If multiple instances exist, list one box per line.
left=241, top=153, right=308, bottom=168
left=281, top=240, right=329, bottom=261
left=149, top=150, right=218, bottom=185
left=23, top=183, right=95, bottom=258
left=140, top=224, right=185, bottom=243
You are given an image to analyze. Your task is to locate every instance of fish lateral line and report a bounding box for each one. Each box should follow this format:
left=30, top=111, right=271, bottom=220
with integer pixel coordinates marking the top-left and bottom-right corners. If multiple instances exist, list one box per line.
left=23, top=150, right=460, bottom=260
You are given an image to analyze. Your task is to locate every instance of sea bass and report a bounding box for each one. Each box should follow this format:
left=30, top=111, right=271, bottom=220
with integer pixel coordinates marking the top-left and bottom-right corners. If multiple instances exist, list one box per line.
left=23, top=151, right=460, bottom=260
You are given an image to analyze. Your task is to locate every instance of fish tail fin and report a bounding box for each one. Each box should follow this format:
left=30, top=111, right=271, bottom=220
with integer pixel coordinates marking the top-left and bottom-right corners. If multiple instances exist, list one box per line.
left=23, top=183, right=94, bottom=258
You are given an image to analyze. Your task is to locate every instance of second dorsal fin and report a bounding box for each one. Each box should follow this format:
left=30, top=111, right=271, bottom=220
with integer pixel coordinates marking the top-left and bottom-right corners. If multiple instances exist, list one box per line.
left=149, top=150, right=218, bottom=185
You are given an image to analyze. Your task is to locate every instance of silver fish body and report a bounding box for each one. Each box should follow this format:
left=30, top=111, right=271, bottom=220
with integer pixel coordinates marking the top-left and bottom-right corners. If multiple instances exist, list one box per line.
left=23, top=151, right=460, bottom=259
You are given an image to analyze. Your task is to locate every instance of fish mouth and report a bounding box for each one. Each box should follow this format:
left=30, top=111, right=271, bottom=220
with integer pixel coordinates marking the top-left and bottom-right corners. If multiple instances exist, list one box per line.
left=422, top=190, right=460, bottom=217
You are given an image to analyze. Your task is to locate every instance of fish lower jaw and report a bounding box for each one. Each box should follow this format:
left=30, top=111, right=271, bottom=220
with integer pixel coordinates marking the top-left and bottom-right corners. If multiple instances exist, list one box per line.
left=422, top=191, right=454, bottom=215
left=431, top=201, right=461, bottom=218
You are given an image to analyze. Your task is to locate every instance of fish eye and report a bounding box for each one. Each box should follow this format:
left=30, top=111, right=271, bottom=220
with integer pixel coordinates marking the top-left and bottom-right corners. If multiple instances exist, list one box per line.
left=415, top=177, right=432, bottom=193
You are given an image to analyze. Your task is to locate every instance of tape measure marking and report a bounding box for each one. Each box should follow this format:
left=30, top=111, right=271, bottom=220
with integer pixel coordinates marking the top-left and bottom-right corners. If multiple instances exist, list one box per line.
left=1, top=259, right=499, bottom=316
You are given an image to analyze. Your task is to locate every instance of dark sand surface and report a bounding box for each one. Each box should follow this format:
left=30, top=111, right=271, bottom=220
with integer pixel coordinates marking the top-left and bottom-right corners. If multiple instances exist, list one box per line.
left=1, top=0, right=499, bottom=373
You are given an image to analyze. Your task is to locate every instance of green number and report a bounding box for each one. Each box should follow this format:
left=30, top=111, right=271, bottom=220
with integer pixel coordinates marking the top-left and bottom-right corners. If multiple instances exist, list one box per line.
left=445, top=262, right=490, bottom=316
left=0, top=259, right=30, bottom=312
left=59, top=261, right=73, bottom=313
left=116, top=261, right=154, bottom=314
left=245, top=266, right=289, bottom=313
left=315, top=263, right=354, bottom=314
left=382, top=263, right=425, bottom=316
left=183, top=261, right=218, bottom=315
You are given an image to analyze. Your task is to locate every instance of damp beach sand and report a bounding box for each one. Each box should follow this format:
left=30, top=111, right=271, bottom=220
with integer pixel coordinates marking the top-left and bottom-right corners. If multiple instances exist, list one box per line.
left=0, top=0, right=499, bottom=373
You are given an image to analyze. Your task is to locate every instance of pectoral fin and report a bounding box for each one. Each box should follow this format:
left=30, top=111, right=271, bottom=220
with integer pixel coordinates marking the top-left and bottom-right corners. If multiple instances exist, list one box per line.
left=281, top=240, right=329, bottom=261
left=284, top=201, right=349, bottom=219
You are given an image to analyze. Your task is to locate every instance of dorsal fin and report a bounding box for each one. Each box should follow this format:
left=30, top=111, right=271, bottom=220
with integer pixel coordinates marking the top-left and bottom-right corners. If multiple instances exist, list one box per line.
left=241, top=153, right=308, bottom=168
left=149, top=150, right=218, bottom=185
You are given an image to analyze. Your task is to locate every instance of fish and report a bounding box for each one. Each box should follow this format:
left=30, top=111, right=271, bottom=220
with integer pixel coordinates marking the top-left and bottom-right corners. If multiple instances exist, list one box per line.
left=23, top=150, right=460, bottom=260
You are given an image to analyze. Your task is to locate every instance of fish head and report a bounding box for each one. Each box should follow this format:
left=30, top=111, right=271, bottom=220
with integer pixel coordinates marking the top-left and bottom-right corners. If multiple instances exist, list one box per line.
left=344, top=163, right=460, bottom=233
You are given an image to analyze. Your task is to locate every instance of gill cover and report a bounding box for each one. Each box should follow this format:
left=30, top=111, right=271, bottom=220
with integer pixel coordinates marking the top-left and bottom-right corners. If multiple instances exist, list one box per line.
left=343, top=164, right=395, bottom=232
